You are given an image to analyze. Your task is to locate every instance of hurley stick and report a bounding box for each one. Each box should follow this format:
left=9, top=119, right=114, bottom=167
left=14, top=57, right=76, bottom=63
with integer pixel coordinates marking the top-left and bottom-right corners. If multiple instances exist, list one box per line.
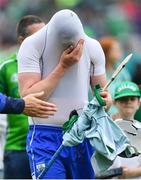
left=103, top=53, right=133, bottom=91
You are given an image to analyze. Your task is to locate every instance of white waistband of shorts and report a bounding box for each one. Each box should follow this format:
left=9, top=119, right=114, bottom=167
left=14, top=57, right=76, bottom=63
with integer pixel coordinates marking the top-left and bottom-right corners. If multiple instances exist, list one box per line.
left=28, top=117, right=63, bottom=127
left=29, top=123, right=62, bottom=127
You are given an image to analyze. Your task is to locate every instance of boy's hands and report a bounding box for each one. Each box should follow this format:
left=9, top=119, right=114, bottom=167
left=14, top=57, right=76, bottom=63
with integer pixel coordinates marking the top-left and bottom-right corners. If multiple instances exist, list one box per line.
left=100, top=91, right=113, bottom=111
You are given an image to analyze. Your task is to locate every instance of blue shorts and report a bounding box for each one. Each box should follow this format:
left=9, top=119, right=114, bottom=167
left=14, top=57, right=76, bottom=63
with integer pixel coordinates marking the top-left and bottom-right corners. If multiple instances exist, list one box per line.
left=27, top=125, right=95, bottom=179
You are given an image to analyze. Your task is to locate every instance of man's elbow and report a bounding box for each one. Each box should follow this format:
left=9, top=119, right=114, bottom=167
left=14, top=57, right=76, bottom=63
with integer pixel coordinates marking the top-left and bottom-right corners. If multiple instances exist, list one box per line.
left=19, top=88, right=29, bottom=98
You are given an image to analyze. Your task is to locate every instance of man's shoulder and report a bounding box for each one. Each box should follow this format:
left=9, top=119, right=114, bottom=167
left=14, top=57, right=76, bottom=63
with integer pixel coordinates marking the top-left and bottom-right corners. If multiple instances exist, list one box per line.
left=3, top=53, right=17, bottom=62
left=0, top=53, right=17, bottom=69
left=86, top=36, right=102, bottom=51
left=85, top=35, right=104, bottom=61
left=86, top=35, right=98, bottom=43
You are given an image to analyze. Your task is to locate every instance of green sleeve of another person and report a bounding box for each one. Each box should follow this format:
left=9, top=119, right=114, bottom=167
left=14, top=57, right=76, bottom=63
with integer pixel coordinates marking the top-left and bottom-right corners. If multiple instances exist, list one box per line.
left=0, top=54, right=29, bottom=150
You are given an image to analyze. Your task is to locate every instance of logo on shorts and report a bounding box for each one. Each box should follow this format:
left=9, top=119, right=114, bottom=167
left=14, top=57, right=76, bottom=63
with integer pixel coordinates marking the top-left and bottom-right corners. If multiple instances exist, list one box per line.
left=36, top=162, right=45, bottom=172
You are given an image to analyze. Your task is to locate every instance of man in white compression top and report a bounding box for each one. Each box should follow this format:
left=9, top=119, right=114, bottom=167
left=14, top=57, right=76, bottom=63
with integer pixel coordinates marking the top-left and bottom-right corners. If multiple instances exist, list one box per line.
left=18, top=9, right=112, bottom=179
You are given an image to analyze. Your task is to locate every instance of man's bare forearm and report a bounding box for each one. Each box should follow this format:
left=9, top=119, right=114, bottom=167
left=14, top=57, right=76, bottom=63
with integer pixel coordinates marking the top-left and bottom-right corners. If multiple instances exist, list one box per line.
left=19, top=64, right=67, bottom=99
left=91, top=74, right=107, bottom=89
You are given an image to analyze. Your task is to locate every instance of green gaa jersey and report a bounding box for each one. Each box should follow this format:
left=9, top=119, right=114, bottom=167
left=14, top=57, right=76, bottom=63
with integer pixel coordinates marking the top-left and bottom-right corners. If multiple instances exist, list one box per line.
left=0, top=53, right=28, bottom=150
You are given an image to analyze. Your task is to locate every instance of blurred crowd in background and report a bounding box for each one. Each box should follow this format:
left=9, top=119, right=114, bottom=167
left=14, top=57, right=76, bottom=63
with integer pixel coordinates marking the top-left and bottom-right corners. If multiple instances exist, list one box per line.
left=0, top=0, right=141, bottom=82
